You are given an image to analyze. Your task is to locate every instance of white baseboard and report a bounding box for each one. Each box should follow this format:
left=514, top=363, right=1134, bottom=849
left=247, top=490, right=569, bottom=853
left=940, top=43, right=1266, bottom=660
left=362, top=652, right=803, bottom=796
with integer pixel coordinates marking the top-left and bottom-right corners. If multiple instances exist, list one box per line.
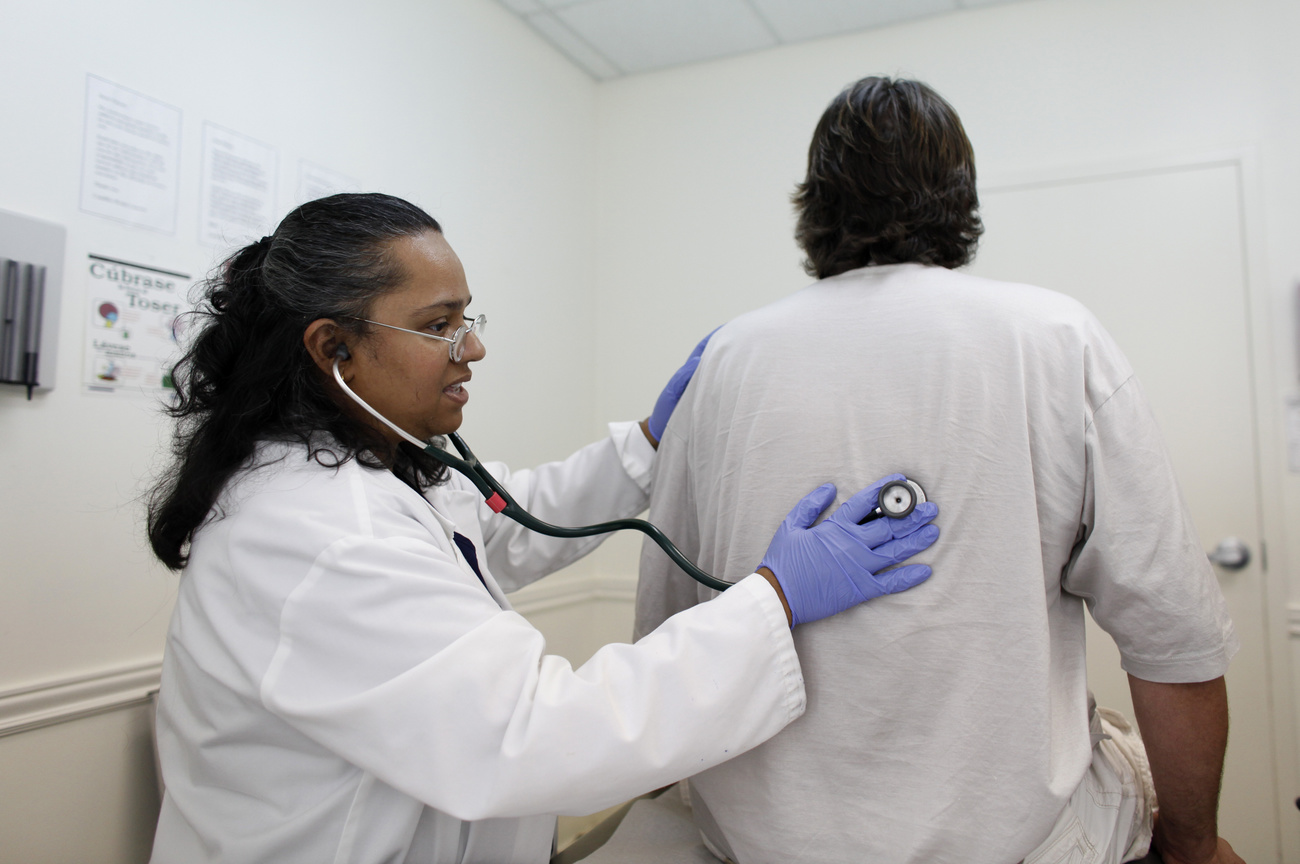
left=508, top=572, right=637, bottom=615
left=0, top=660, right=162, bottom=738
left=591, top=572, right=638, bottom=603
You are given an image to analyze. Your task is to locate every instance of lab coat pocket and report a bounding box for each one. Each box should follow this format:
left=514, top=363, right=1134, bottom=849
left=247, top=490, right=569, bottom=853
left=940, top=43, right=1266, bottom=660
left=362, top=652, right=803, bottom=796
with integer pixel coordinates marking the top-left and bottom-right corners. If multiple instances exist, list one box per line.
left=331, top=772, right=426, bottom=864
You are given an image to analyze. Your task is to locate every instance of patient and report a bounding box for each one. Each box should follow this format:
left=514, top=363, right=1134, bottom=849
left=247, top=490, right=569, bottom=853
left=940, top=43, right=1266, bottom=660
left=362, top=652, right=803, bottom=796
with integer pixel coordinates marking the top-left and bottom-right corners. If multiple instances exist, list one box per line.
left=634, top=77, right=1243, bottom=864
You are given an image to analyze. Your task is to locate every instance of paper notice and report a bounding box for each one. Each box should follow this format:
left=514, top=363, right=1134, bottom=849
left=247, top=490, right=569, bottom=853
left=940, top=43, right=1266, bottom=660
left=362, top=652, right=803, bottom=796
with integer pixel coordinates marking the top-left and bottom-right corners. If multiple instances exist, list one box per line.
left=83, top=255, right=192, bottom=397
left=79, top=75, right=182, bottom=233
left=297, top=160, right=359, bottom=204
left=199, top=123, right=278, bottom=248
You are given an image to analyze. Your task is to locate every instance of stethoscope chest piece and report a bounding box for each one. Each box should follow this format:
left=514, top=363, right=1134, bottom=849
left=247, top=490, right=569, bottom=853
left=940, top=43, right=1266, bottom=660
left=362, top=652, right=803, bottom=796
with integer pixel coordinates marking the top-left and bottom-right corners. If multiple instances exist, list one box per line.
left=860, top=478, right=927, bottom=523
left=879, top=479, right=925, bottom=518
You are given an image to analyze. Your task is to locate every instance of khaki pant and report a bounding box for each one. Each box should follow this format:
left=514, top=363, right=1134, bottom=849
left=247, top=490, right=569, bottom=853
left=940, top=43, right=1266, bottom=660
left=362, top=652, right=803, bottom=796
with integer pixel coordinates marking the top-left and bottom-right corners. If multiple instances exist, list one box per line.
left=1024, top=700, right=1156, bottom=864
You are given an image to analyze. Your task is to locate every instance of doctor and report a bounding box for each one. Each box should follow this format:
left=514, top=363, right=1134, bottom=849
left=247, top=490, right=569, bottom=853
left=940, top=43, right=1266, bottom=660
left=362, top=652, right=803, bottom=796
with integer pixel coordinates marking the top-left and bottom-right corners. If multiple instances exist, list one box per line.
left=146, top=193, right=940, bottom=864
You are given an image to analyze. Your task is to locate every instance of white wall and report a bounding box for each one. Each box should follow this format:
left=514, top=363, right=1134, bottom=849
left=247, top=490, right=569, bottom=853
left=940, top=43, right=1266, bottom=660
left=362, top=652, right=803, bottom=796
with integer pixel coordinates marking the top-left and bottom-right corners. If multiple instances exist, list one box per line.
left=592, top=0, right=1300, bottom=423
left=0, top=0, right=601, bottom=859
left=0, top=0, right=602, bottom=682
left=591, top=0, right=1300, bottom=856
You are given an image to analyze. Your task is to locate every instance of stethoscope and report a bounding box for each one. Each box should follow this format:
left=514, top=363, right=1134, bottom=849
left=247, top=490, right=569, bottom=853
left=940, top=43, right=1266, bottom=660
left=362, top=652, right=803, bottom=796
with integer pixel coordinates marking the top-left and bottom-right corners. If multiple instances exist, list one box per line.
left=332, top=352, right=925, bottom=592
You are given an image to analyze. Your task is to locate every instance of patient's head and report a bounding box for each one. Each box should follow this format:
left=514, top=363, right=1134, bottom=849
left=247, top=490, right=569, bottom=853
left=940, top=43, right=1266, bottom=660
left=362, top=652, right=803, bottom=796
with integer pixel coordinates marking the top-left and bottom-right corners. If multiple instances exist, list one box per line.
left=793, top=76, right=983, bottom=279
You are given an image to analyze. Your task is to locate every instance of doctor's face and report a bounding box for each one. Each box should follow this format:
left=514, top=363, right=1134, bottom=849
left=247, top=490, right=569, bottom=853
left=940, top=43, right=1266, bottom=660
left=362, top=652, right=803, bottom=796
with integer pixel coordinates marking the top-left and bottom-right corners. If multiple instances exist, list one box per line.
left=346, top=230, right=486, bottom=443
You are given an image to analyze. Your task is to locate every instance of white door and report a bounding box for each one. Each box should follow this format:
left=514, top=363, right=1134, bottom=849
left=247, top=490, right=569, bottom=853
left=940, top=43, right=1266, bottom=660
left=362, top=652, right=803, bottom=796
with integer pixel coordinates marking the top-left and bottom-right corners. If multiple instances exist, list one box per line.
left=967, top=161, right=1280, bottom=862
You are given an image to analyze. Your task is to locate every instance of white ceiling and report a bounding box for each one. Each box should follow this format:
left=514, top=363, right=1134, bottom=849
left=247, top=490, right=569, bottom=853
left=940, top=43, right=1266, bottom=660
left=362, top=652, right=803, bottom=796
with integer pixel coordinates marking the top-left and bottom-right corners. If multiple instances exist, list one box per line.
left=496, top=0, right=1026, bottom=80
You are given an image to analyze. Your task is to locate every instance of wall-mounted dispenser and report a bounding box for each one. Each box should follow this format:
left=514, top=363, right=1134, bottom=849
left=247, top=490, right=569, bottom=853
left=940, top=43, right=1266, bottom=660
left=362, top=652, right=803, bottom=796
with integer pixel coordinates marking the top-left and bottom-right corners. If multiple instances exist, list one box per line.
left=0, top=209, right=65, bottom=398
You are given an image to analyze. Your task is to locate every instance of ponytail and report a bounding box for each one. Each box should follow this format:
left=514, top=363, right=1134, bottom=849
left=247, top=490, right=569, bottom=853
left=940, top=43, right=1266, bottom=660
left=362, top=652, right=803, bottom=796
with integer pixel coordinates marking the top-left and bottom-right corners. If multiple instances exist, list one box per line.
left=147, top=193, right=445, bottom=570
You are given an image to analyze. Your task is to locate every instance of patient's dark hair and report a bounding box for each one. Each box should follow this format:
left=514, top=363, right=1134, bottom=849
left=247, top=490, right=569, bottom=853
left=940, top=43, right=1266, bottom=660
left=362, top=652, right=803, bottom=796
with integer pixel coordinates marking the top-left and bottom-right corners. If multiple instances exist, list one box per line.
left=793, top=77, right=982, bottom=278
left=147, top=193, right=446, bottom=570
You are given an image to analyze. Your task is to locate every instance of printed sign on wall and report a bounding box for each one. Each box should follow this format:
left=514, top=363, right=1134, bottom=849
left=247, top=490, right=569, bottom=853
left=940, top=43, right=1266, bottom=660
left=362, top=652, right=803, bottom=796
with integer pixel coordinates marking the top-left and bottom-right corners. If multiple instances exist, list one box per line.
left=199, top=123, right=278, bottom=248
left=297, top=159, right=359, bottom=205
left=79, top=75, right=182, bottom=234
left=83, top=255, right=192, bottom=397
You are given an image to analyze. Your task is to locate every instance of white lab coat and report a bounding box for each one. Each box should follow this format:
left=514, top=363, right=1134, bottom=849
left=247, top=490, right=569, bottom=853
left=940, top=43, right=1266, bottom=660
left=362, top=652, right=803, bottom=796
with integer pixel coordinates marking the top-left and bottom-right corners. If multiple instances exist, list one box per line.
left=150, top=422, right=804, bottom=864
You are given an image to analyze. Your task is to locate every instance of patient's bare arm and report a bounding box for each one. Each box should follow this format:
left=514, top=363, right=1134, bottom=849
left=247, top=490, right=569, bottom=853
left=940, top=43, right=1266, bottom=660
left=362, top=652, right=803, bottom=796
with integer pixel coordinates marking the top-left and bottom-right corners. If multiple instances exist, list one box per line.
left=1127, top=675, right=1244, bottom=864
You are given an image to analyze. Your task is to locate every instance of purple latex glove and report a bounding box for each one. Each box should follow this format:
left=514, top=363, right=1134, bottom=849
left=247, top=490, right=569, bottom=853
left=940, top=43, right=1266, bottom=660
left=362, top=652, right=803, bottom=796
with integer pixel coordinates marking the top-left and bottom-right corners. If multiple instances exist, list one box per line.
left=759, top=476, right=939, bottom=626
left=646, top=327, right=719, bottom=443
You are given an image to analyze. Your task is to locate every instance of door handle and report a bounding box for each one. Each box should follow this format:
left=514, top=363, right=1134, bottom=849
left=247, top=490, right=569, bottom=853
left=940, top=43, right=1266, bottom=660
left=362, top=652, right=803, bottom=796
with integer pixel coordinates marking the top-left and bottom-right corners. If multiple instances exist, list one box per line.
left=1207, top=537, right=1251, bottom=570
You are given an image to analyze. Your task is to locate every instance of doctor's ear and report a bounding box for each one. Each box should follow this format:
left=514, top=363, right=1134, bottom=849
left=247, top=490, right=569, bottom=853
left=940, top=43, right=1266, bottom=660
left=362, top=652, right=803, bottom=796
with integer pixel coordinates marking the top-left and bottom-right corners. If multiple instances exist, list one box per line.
left=303, top=318, right=352, bottom=376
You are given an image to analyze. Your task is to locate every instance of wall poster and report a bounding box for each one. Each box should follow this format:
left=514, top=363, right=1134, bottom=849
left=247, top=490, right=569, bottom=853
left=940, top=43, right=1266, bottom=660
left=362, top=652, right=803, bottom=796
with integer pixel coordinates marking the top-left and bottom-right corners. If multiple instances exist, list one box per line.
left=78, top=75, right=182, bottom=234
left=297, top=159, right=359, bottom=205
left=199, top=123, right=278, bottom=248
left=83, top=254, right=192, bottom=397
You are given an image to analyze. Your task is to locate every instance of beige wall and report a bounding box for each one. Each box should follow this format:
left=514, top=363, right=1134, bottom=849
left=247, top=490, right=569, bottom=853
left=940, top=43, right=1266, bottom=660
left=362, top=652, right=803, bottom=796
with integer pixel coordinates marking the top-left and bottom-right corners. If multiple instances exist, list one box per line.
left=0, top=706, right=160, bottom=864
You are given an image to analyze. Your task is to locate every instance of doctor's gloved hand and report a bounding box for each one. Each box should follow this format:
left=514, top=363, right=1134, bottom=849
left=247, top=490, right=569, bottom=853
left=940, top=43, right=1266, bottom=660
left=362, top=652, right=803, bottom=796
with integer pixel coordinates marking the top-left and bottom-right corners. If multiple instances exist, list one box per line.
left=644, top=327, right=720, bottom=446
left=757, top=476, right=938, bottom=627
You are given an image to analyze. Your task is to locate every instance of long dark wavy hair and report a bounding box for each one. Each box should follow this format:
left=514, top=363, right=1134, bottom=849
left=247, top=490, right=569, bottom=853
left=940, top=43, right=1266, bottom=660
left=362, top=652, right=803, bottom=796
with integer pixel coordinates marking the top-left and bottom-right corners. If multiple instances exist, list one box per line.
left=148, top=193, right=448, bottom=570
left=793, top=77, right=983, bottom=279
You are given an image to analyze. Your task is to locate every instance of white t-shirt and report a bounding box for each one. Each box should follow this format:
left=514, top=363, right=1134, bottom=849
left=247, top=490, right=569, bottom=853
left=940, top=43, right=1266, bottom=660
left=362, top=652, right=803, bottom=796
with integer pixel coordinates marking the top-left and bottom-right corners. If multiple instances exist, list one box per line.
left=634, top=263, right=1238, bottom=864
left=151, top=423, right=804, bottom=864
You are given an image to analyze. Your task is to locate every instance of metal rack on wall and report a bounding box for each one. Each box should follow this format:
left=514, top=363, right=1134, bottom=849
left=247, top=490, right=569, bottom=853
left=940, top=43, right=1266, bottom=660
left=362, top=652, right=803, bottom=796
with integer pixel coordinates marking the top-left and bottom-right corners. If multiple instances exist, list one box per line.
left=0, top=209, right=65, bottom=399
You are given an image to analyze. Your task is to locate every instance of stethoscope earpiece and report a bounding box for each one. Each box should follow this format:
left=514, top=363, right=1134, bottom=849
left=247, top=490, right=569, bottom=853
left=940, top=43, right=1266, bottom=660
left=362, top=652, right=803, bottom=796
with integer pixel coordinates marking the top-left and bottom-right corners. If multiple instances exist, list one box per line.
left=335, top=344, right=351, bottom=361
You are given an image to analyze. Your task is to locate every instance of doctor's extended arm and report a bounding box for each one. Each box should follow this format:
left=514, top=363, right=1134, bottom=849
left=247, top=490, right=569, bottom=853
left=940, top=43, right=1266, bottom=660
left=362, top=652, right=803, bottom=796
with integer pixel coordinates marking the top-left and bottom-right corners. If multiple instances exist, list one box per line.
left=260, top=479, right=936, bottom=821
left=471, top=420, right=655, bottom=591
left=474, top=329, right=717, bottom=590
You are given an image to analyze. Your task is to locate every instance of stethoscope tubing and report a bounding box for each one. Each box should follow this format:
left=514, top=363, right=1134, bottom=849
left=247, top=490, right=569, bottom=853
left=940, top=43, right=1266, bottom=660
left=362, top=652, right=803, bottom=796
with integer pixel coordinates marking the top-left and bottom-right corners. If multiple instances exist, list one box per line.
left=426, top=432, right=735, bottom=591
left=332, top=357, right=735, bottom=591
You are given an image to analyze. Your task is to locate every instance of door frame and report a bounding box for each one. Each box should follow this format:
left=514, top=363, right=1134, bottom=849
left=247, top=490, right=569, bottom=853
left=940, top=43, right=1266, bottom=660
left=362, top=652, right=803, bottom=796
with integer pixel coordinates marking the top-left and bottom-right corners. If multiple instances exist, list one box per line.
left=978, top=147, right=1297, bottom=861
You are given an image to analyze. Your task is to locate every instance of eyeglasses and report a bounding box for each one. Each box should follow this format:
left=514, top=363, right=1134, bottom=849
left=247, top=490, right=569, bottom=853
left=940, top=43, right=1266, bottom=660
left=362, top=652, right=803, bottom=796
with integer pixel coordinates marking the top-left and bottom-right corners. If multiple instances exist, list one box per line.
left=353, top=314, right=487, bottom=362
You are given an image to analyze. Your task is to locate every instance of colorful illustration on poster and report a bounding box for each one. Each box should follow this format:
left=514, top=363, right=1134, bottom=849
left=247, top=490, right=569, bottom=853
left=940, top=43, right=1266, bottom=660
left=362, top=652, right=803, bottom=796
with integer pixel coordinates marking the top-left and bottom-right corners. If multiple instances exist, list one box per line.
left=97, top=302, right=120, bottom=327
left=96, top=358, right=120, bottom=381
